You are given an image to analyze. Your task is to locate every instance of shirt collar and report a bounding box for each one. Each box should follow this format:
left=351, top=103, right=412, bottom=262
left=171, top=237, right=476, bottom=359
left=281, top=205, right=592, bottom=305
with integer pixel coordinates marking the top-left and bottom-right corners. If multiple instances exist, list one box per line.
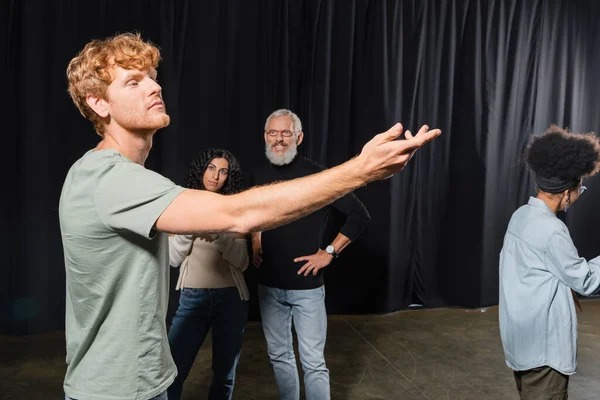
left=527, top=196, right=555, bottom=216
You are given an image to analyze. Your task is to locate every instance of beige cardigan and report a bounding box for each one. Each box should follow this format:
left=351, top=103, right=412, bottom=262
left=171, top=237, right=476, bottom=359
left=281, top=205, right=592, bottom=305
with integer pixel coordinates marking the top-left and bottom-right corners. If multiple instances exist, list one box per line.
left=169, top=234, right=250, bottom=301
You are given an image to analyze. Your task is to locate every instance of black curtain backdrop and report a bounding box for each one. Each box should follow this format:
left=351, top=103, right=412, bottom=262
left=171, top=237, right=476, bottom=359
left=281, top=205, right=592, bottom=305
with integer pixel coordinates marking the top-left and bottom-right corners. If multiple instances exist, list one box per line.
left=4, top=0, right=600, bottom=334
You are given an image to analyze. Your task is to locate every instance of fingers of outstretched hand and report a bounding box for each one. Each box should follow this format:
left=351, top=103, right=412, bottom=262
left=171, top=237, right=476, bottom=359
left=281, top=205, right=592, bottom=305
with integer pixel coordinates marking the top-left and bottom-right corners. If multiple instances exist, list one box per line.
left=372, top=123, right=403, bottom=144
left=375, top=125, right=440, bottom=156
left=394, top=127, right=441, bottom=154
left=377, top=127, right=441, bottom=178
left=358, top=124, right=441, bottom=181
left=413, top=127, right=441, bottom=144
left=415, top=125, right=429, bottom=137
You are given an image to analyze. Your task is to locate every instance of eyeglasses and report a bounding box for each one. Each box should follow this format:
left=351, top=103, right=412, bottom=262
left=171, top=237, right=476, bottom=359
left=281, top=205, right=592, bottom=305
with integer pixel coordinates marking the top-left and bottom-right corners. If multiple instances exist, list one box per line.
left=578, top=185, right=587, bottom=195
left=266, top=130, right=296, bottom=137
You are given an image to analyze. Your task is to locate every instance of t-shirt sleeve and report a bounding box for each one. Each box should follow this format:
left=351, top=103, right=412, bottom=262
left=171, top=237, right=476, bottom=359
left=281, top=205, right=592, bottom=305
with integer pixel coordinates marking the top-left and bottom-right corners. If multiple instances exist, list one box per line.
left=94, top=159, right=186, bottom=239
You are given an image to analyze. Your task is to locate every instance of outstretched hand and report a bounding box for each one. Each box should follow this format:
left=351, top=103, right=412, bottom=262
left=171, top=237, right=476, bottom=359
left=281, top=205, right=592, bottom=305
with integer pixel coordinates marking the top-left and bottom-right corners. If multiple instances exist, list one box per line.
left=356, top=124, right=441, bottom=182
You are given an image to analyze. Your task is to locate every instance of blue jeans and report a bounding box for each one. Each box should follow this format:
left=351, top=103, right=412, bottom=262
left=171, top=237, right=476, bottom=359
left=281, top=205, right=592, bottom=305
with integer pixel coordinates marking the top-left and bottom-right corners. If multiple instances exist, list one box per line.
left=258, top=285, right=330, bottom=400
left=65, top=391, right=167, bottom=400
left=167, top=287, right=248, bottom=400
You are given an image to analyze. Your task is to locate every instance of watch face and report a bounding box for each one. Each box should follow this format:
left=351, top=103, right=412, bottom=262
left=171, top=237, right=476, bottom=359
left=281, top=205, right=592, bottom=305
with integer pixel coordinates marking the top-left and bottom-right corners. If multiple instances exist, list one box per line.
left=326, top=245, right=335, bottom=253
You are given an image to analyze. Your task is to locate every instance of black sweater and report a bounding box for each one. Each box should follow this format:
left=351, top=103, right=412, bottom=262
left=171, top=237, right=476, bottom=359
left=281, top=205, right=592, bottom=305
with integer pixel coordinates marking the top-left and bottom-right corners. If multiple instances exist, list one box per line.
left=251, top=156, right=371, bottom=290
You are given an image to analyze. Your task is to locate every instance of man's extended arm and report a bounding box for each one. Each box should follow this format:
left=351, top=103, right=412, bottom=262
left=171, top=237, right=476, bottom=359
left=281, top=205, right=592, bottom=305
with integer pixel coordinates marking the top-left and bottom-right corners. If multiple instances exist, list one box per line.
left=155, top=124, right=440, bottom=235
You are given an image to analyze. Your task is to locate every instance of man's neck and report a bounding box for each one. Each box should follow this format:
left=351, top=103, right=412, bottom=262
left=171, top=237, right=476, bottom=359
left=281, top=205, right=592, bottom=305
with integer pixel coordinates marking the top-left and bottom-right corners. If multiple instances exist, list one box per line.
left=96, top=126, right=155, bottom=165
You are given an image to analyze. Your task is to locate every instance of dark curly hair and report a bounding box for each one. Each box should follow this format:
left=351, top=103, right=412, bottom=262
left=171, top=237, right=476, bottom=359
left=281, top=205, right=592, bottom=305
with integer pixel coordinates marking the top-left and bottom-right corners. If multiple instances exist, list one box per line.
left=184, top=148, right=244, bottom=195
left=524, top=125, right=600, bottom=190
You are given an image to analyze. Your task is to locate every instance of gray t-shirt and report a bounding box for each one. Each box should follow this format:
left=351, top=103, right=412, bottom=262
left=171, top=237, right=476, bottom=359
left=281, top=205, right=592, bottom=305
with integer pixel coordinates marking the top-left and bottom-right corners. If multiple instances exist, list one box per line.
left=59, top=149, right=185, bottom=400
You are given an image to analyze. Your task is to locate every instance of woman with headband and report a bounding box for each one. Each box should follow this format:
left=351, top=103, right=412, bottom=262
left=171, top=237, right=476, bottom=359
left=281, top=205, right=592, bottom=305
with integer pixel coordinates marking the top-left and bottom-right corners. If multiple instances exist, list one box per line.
left=499, top=125, right=600, bottom=398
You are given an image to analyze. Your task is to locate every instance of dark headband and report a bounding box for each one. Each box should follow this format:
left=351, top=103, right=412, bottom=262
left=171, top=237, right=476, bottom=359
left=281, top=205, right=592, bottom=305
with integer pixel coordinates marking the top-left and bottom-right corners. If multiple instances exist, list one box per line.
left=535, top=175, right=579, bottom=194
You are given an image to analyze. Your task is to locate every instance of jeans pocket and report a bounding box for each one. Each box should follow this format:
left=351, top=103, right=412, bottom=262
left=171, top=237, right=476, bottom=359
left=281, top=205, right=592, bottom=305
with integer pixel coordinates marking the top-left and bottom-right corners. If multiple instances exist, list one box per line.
left=312, top=285, right=326, bottom=300
left=178, top=288, right=210, bottom=314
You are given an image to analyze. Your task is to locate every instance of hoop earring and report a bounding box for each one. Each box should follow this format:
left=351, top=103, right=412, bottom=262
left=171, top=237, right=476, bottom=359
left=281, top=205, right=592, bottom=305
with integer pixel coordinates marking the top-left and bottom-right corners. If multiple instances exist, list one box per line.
left=564, top=194, right=571, bottom=212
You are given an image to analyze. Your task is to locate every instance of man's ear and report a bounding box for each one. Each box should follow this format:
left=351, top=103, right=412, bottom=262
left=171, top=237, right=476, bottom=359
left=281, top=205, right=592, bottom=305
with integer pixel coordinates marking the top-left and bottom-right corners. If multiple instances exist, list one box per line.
left=296, top=131, right=304, bottom=146
left=86, top=95, right=109, bottom=118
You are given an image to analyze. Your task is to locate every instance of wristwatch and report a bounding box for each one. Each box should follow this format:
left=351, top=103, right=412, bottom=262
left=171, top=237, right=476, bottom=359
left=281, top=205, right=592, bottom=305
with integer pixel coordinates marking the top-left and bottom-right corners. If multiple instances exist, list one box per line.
left=325, top=245, right=338, bottom=259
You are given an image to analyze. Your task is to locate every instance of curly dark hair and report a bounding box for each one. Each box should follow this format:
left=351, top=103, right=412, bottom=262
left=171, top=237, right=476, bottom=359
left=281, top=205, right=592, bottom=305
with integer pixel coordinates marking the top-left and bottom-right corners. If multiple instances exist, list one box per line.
left=524, top=125, right=600, bottom=188
left=184, top=148, right=244, bottom=195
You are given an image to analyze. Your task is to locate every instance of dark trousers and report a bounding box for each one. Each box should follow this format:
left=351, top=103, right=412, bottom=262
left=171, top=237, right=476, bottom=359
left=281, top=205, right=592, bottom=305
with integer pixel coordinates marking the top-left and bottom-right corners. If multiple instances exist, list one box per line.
left=514, top=366, right=569, bottom=400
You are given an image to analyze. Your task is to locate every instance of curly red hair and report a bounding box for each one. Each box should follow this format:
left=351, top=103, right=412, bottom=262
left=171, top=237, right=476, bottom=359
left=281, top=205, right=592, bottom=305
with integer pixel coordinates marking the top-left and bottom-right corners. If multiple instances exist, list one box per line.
left=66, top=32, right=161, bottom=136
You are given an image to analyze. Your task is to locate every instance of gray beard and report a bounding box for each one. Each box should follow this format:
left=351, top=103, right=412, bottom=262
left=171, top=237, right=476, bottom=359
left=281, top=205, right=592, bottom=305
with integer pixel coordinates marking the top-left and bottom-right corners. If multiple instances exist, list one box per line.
left=265, top=142, right=298, bottom=166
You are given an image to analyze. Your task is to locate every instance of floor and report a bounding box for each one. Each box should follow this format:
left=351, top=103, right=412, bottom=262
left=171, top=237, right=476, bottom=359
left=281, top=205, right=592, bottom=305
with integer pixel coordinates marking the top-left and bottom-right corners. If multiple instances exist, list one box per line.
left=2, top=300, right=600, bottom=399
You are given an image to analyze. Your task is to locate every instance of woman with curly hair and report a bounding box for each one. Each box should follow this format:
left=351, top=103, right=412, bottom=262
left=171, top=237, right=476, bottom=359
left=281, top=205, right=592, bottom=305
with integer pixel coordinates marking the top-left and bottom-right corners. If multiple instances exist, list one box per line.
left=499, top=125, right=600, bottom=398
left=167, top=149, right=249, bottom=400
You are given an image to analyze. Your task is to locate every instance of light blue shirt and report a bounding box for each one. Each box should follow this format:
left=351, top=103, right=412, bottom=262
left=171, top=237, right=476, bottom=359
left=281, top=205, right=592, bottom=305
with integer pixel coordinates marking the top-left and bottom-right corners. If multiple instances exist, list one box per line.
left=499, top=197, right=600, bottom=374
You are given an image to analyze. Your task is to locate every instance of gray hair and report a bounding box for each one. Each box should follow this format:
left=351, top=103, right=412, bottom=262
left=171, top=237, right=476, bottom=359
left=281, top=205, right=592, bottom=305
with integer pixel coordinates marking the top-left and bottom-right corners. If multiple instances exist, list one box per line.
left=264, top=109, right=303, bottom=133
